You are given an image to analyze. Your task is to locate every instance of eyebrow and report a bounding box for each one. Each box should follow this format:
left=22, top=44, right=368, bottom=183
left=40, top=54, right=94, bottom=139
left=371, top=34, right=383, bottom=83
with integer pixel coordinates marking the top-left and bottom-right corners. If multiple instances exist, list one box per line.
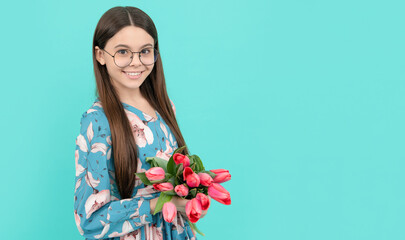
left=114, top=43, right=153, bottom=49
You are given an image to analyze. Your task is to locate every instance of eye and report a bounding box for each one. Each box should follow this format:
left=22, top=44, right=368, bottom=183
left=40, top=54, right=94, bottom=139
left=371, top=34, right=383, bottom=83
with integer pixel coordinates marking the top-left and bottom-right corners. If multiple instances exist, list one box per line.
left=116, top=49, right=129, bottom=55
left=141, top=48, right=152, bottom=55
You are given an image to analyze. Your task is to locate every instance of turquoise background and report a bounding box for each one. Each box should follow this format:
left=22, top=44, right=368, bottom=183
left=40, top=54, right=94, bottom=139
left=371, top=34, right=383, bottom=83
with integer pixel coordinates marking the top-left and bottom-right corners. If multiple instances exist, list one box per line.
left=0, top=0, right=404, bottom=239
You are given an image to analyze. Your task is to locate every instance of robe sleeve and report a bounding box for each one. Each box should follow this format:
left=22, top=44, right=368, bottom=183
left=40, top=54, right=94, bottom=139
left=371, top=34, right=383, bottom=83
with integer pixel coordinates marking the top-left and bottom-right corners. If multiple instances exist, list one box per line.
left=74, top=112, right=154, bottom=239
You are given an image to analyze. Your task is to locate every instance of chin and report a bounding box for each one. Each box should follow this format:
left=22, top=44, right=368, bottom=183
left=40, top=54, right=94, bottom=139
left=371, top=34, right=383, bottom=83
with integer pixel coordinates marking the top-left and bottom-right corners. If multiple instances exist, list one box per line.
left=125, top=82, right=144, bottom=89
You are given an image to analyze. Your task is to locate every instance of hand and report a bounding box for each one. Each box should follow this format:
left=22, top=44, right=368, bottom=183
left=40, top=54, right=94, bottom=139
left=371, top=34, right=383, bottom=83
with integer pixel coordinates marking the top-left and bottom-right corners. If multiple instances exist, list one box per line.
left=176, top=195, right=211, bottom=219
left=151, top=195, right=210, bottom=216
left=170, top=195, right=189, bottom=214
left=149, top=196, right=188, bottom=215
left=200, top=209, right=208, bottom=219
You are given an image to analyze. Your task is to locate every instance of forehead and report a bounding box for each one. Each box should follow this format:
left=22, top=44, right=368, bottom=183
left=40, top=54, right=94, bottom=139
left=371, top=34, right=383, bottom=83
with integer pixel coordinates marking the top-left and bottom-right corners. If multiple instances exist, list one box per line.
left=106, top=26, right=154, bottom=50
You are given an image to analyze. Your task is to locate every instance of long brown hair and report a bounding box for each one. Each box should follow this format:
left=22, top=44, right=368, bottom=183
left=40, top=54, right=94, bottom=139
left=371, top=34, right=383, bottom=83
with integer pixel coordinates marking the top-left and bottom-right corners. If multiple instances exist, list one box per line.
left=92, top=6, right=189, bottom=199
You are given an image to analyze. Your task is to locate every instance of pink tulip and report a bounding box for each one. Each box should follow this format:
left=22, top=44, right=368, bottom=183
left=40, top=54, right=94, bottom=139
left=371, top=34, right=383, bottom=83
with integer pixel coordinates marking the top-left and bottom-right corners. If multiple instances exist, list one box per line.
left=185, top=198, right=202, bottom=223
left=173, top=153, right=190, bottom=168
left=145, top=167, right=166, bottom=181
left=162, top=202, right=177, bottom=223
left=183, top=167, right=200, bottom=188
left=210, top=169, right=231, bottom=183
left=153, top=182, right=174, bottom=192
left=196, top=193, right=210, bottom=211
left=198, top=173, right=213, bottom=187
left=174, top=184, right=189, bottom=197
left=208, top=183, right=231, bottom=205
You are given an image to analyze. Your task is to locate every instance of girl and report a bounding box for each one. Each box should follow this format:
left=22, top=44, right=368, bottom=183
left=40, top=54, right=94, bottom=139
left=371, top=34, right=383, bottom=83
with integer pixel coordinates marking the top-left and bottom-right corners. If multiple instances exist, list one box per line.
left=74, top=6, right=207, bottom=239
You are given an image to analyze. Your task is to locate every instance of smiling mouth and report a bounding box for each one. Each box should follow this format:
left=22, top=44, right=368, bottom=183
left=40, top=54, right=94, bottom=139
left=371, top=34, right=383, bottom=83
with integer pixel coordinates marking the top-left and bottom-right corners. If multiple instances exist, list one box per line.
left=123, top=71, right=143, bottom=75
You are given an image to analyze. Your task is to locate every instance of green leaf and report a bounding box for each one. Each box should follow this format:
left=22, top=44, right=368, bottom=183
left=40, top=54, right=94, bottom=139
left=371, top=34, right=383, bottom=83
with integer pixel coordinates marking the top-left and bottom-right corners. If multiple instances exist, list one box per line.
left=197, top=187, right=206, bottom=193
left=149, top=173, right=174, bottom=184
left=188, top=155, right=195, bottom=167
left=167, top=158, right=176, bottom=175
left=173, top=145, right=187, bottom=155
left=145, top=157, right=157, bottom=166
left=176, top=163, right=184, bottom=178
left=168, top=176, right=175, bottom=185
left=162, top=189, right=177, bottom=196
left=192, top=157, right=201, bottom=173
left=193, top=155, right=205, bottom=172
left=189, top=188, right=197, bottom=198
left=146, top=157, right=168, bottom=171
left=175, top=164, right=185, bottom=186
left=203, top=187, right=208, bottom=195
left=149, top=179, right=164, bottom=184
left=165, top=172, right=173, bottom=179
left=150, top=157, right=169, bottom=172
left=134, top=172, right=152, bottom=185
left=187, top=219, right=205, bottom=236
left=154, top=192, right=173, bottom=215
left=190, top=162, right=196, bottom=171
left=203, top=170, right=217, bottom=179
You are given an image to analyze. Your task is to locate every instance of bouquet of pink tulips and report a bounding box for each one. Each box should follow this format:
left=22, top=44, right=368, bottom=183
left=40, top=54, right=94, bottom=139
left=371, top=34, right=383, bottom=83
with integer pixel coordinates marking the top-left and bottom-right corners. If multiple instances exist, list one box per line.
left=135, top=146, right=231, bottom=236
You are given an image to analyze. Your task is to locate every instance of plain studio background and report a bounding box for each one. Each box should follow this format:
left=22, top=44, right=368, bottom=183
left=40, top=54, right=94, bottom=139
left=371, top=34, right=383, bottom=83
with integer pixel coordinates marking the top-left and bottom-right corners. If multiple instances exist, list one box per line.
left=0, top=0, right=404, bottom=239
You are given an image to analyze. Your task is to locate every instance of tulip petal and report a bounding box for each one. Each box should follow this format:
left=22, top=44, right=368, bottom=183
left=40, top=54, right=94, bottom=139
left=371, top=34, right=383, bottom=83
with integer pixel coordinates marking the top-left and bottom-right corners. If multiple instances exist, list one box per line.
left=196, top=193, right=210, bottom=211
left=162, top=202, right=177, bottom=223
left=186, top=198, right=202, bottom=223
left=208, top=183, right=231, bottom=205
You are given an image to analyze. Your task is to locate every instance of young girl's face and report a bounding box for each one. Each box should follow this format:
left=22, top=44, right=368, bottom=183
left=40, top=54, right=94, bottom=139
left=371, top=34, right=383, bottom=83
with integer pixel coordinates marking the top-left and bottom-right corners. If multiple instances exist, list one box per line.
left=95, top=26, right=155, bottom=96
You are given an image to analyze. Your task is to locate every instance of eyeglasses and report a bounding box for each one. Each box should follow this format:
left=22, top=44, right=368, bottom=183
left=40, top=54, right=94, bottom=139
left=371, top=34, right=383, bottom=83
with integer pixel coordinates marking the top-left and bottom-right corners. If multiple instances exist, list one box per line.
left=100, top=47, right=159, bottom=67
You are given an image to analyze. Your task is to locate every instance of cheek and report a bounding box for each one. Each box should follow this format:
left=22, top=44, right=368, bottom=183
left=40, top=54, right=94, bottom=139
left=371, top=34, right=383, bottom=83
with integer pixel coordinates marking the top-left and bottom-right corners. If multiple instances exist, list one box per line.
left=143, top=66, right=154, bottom=76
left=105, top=63, right=121, bottom=76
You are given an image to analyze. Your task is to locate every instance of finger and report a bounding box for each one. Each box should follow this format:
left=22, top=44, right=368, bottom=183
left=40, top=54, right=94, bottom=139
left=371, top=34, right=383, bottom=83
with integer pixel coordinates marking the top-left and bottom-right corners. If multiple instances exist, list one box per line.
left=202, top=210, right=208, bottom=218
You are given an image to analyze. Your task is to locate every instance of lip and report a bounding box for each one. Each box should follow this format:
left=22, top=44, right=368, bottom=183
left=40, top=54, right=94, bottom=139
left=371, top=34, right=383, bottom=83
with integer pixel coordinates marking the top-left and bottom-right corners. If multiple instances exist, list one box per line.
left=122, top=71, right=143, bottom=79
left=123, top=71, right=143, bottom=73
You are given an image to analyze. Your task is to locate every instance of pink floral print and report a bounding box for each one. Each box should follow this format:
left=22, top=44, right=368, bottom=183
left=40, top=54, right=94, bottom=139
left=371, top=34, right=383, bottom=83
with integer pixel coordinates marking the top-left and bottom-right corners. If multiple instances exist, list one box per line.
left=74, top=98, right=196, bottom=240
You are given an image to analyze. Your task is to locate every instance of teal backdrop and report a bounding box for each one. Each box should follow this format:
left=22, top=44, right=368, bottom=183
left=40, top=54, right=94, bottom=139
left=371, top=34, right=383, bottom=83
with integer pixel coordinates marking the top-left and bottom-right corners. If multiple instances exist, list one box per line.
left=0, top=0, right=404, bottom=239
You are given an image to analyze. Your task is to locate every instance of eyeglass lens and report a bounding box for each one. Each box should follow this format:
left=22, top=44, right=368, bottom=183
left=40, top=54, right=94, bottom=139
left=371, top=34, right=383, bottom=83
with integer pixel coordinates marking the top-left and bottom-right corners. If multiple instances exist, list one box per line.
left=114, top=47, right=158, bottom=67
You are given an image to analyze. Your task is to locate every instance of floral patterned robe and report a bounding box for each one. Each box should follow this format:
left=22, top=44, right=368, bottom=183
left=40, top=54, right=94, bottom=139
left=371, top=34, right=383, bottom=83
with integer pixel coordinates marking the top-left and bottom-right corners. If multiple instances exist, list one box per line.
left=74, top=97, right=196, bottom=240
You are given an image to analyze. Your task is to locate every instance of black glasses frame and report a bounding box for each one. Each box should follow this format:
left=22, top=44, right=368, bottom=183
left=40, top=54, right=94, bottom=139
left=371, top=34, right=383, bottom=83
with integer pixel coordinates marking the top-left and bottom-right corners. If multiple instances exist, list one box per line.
left=100, top=47, right=159, bottom=67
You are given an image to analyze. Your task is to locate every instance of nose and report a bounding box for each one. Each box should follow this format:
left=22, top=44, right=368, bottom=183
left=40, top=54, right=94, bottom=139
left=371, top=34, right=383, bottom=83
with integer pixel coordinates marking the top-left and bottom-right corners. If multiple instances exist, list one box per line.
left=129, top=53, right=143, bottom=66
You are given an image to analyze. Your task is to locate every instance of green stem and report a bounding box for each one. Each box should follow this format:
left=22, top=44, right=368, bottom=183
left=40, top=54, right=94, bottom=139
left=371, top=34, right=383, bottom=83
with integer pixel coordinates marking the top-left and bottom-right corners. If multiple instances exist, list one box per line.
left=187, top=218, right=205, bottom=236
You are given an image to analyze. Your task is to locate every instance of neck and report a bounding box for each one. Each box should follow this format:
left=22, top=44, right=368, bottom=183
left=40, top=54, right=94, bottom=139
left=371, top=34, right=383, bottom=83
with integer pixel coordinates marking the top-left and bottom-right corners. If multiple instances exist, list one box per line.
left=116, top=87, right=149, bottom=107
left=110, top=79, right=145, bottom=104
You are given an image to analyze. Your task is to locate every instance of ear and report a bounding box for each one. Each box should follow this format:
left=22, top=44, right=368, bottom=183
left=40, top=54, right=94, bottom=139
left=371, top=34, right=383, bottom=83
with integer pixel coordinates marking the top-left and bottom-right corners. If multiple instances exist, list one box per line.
left=95, top=46, right=106, bottom=65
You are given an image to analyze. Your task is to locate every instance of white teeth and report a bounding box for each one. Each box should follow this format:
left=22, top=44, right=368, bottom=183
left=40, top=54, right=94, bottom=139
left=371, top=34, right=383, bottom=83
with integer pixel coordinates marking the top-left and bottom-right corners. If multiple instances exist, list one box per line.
left=126, top=72, right=141, bottom=76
